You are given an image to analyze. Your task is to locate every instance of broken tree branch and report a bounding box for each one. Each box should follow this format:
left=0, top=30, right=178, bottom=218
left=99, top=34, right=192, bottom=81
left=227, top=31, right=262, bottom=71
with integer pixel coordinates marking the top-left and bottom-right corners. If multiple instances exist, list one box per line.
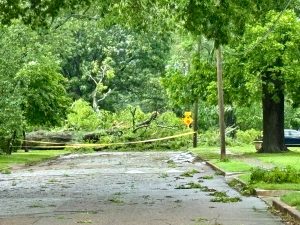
left=133, top=111, right=158, bottom=133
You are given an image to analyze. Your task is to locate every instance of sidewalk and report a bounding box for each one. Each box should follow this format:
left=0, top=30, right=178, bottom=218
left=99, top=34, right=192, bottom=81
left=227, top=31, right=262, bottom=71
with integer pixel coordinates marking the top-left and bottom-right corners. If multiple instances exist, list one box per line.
left=204, top=158, right=300, bottom=225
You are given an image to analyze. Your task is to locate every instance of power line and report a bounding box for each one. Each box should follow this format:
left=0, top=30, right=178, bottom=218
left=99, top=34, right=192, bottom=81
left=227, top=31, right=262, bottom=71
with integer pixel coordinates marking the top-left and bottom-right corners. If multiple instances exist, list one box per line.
left=244, top=0, right=294, bottom=55
left=227, top=0, right=294, bottom=57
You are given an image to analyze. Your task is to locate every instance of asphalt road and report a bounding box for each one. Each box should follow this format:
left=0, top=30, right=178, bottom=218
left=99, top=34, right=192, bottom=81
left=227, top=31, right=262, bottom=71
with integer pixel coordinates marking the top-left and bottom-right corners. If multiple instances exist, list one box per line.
left=0, top=152, right=284, bottom=225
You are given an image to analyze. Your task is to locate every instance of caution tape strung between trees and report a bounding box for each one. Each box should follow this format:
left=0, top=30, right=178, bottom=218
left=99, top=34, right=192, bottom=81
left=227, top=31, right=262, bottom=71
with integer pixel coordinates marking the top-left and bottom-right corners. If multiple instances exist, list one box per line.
left=17, top=131, right=195, bottom=149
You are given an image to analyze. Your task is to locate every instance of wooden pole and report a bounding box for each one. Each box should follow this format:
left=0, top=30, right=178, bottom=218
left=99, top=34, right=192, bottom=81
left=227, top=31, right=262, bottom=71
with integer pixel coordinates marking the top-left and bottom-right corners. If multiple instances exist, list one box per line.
left=193, top=98, right=199, bottom=148
left=216, top=45, right=226, bottom=160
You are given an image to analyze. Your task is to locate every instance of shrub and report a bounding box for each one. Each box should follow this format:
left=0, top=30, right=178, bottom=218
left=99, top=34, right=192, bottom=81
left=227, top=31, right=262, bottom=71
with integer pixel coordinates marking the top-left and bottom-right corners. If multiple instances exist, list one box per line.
left=98, top=107, right=191, bottom=150
left=235, top=129, right=261, bottom=145
left=65, top=104, right=192, bottom=150
left=250, top=166, right=300, bottom=184
left=234, top=104, right=262, bottom=130
left=66, top=99, right=100, bottom=131
left=199, top=129, right=219, bottom=146
left=156, top=111, right=182, bottom=126
left=97, top=110, right=115, bottom=129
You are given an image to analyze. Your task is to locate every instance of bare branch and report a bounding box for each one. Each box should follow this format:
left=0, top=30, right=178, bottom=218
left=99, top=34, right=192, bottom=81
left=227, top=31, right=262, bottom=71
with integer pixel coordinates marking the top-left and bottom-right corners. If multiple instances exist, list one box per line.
left=88, top=74, right=98, bottom=85
left=133, top=124, right=149, bottom=133
left=97, top=88, right=113, bottom=102
left=133, top=111, right=158, bottom=133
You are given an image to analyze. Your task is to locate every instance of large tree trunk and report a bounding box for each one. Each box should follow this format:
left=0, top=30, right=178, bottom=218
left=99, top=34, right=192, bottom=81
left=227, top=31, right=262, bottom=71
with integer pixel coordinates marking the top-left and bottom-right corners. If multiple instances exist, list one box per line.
left=261, top=71, right=287, bottom=153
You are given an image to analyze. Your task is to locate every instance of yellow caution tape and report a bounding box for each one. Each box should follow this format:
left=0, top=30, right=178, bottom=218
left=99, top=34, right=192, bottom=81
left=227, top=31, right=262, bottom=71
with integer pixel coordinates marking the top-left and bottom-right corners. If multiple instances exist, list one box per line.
left=18, top=131, right=195, bottom=149
left=22, top=140, right=67, bottom=144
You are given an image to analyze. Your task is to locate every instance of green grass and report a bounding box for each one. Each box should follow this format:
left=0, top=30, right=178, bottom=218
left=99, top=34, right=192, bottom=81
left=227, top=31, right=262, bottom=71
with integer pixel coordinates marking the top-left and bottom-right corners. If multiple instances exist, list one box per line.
left=254, top=151, right=300, bottom=170
left=211, top=159, right=253, bottom=172
left=238, top=173, right=251, bottom=183
left=0, top=150, right=70, bottom=172
left=254, top=183, right=300, bottom=191
left=192, top=145, right=300, bottom=191
left=281, top=192, right=300, bottom=210
left=238, top=173, right=300, bottom=191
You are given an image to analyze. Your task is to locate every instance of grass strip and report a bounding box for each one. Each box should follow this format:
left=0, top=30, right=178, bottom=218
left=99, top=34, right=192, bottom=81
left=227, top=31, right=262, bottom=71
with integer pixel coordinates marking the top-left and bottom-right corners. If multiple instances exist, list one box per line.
left=0, top=150, right=70, bottom=173
left=192, top=145, right=300, bottom=191
left=281, top=192, right=300, bottom=210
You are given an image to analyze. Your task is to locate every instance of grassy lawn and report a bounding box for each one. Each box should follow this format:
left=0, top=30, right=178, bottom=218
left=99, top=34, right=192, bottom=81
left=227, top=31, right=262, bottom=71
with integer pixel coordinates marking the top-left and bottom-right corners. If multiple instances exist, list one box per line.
left=192, top=145, right=300, bottom=191
left=281, top=192, right=300, bottom=210
left=239, top=174, right=300, bottom=191
left=210, top=159, right=253, bottom=172
left=0, top=150, right=70, bottom=173
left=254, top=151, right=300, bottom=170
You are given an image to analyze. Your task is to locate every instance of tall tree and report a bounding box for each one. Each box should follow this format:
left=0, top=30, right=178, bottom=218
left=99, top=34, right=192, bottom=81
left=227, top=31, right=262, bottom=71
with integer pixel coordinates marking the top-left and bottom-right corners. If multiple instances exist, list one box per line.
left=0, top=23, right=34, bottom=154
left=227, top=10, right=300, bottom=152
left=16, top=57, right=71, bottom=127
left=0, top=22, right=71, bottom=153
left=53, top=19, right=170, bottom=112
left=95, top=0, right=253, bottom=157
left=177, top=0, right=251, bottom=159
left=162, top=34, right=216, bottom=135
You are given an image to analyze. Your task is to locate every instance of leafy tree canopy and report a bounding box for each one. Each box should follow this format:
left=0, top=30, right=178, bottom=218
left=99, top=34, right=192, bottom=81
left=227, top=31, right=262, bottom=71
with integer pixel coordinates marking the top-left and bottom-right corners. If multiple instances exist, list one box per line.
left=52, top=18, right=171, bottom=112
left=0, top=21, right=70, bottom=136
left=16, top=57, right=71, bottom=127
left=226, top=10, right=300, bottom=105
left=0, top=0, right=90, bottom=27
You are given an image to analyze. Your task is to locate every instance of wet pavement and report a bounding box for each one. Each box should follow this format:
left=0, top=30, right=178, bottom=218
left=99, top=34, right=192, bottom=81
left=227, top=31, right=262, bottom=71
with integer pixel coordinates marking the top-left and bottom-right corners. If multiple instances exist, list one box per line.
left=0, top=152, right=284, bottom=225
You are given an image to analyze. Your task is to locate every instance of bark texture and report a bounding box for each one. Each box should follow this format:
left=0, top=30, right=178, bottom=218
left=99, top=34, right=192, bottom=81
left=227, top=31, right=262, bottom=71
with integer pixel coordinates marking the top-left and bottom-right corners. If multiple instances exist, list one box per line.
left=216, top=46, right=226, bottom=159
left=261, top=70, right=287, bottom=153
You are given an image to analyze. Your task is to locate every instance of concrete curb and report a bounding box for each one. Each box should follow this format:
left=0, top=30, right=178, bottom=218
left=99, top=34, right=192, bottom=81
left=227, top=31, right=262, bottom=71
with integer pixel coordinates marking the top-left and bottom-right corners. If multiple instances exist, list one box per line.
left=202, top=159, right=300, bottom=224
left=273, top=199, right=300, bottom=224
left=204, top=161, right=226, bottom=176
left=255, top=189, right=293, bottom=197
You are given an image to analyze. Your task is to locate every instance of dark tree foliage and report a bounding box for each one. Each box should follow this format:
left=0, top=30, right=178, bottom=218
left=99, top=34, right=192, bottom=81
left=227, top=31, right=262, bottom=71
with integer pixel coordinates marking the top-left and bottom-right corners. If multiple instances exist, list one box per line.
left=181, top=0, right=252, bottom=47
left=0, top=0, right=91, bottom=27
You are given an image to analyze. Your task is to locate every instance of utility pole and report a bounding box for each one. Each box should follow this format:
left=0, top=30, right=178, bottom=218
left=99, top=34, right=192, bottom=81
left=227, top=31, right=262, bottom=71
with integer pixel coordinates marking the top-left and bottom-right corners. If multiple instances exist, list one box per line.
left=216, top=44, right=226, bottom=160
left=192, top=37, right=203, bottom=148
left=193, top=98, right=199, bottom=148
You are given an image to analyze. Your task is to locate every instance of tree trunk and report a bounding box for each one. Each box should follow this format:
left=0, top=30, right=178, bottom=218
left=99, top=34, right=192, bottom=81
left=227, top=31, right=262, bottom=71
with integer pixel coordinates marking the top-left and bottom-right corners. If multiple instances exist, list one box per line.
left=92, top=90, right=99, bottom=113
left=216, top=45, right=226, bottom=160
left=261, top=71, right=287, bottom=153
left=8, top=131, right=17, bottom=155
left=193, top=99, right=199, bottom=148
left=23, top=130, right=29, bottom=152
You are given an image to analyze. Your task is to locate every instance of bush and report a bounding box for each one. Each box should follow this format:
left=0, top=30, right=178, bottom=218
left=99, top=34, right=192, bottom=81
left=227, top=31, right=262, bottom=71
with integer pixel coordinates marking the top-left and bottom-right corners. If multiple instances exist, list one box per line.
left=66, top=99, right=101, bottom=131
left=285, top=104, right=300, bottom=129
left=99, top=108, right=191, bottom=150
left=156, top=111, right=182, bottom=126
left=198, top=129, right=220, bottom=146
left=97, top=110, right=115, bottom=129
left=235, top=129, right=261, bottom=145
left=250, top=166, right=300, bottom=184
left=65, top=104, right=192, bottom=151
left=234, top=104, right=262, bottom=130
